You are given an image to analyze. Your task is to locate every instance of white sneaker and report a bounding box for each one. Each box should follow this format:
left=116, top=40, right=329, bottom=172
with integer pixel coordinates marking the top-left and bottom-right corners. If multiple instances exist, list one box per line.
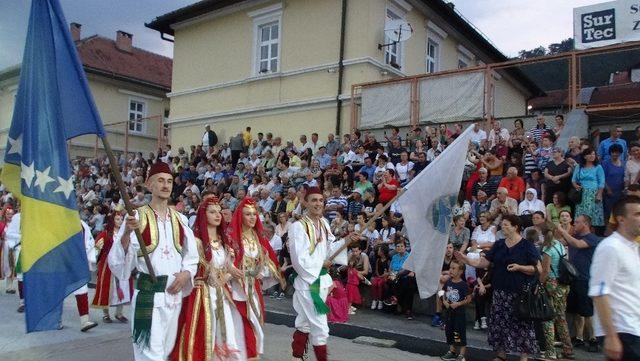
left=473, top=321, right=480, bottom=330
left=371, top=300, right=378, bottom=310
left=377, top=301, right=383, bottom=310
left=480, top=317, right=488, bottom=330
left=350, top=306, right=356, bottom=312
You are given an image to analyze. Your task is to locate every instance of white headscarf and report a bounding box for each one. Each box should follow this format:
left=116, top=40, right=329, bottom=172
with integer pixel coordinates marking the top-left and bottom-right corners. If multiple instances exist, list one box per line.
left=518, top=188, right=546, bottom=215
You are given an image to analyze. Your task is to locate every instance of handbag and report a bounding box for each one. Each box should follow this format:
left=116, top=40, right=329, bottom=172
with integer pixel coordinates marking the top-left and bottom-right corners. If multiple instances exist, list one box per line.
left=551, top=244, right=579, bottom=285
left=568, top=166, right=583, bottom=204
left=516, top=268, right=555, bottom=321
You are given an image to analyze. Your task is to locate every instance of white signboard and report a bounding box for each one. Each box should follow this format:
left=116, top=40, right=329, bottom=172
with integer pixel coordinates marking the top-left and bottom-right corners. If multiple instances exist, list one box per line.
left=574, top=0, right=640, bottom=49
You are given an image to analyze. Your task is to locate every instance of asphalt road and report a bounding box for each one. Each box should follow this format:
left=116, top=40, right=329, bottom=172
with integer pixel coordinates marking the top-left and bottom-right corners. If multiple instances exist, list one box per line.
left=0, top=285, right=437, bottom=361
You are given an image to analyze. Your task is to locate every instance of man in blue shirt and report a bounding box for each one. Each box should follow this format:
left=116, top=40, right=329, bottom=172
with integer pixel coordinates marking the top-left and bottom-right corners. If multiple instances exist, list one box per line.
left=314, top=146, right=331, bottom=170
left=358, top=157, right=376, bottom=182
left=598, top=125, right=628, bottom=163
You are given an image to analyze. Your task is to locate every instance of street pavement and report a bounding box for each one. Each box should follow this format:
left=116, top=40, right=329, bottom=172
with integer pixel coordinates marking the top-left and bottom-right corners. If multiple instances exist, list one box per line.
left=0, top=284, right=437, bottom=361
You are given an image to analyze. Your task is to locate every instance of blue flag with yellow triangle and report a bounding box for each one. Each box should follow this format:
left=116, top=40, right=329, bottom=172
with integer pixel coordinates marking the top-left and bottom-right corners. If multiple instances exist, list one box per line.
left=1, top=0, right=105, bottom=332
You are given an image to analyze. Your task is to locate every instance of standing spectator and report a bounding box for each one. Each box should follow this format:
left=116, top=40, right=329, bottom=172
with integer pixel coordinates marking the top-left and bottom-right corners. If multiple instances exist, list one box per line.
left=602, top=144, right=626, bottom=221
left=455, top=215, right=541, bottom=361
left=440, top=259, right=472, bottom=361
left=539, top=224, right=574, bottom=360
left=624, top=142, right=640, bottom=187
left=572, top=148, right=606, bottom=229
left=498, top=167, right=526, bottom=202
left=556, top=215, right=601, bottom=352
left=201, top=124, right=218, bottom=153
left=543, top=147, right=573, bottom=205
left=530, top=114, right=553, bottom=144
left=242, top=126, right=252, bottom=151
left=598, top=125, right=628, bottom=163
left=589, top=196, right=640, bottom=361
left=230, top=132, right=244, bottom=167
left=565, top=136, right=584, bottom=167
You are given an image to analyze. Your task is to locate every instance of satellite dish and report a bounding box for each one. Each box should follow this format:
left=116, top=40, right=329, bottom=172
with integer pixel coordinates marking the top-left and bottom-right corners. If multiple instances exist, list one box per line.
left=384, top=19, right=413, bottom=43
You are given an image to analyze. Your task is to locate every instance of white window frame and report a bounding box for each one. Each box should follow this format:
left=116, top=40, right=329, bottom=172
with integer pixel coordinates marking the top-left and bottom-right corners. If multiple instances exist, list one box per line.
left=250, top=4, right=283, bottom=76
left=384, top=4, right=405, bottom=69
left=458, top=56, right=469, bottom=69
left=128, top=98, right=147, bottom=134
left=426, top=37, right=440, bottom=73
left=457, top=44, right=474, bottom=69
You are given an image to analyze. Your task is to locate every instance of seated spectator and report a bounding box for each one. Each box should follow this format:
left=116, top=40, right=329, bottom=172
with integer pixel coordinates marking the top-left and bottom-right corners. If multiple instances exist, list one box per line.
left=390, top=240, right=416, bottom=320
left=472, top=168, right=496, bottom=202
left=326, top=269, right=349, bottom=324
left=370, top=245, right=390, bottom=311
left=518, top=188, right=546, bottom=216
left=470, top=212, right=497, bottom=253
left=470, top=190, right=491, bottom=227
left=449, top=215, right=470, bottom=252
left=346, top=190, right=365, bottom=222
left=498, top=167, right=526, bottom=202
left=489, top=187, right=518, bottom=227
left=546, top=191, right=571, bottom=225
left=345, top=244, right=370, bottom=315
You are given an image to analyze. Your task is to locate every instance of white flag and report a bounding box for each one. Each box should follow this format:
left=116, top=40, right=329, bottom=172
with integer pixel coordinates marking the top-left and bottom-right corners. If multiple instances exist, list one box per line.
left=398, top=124, right=474, bottom=298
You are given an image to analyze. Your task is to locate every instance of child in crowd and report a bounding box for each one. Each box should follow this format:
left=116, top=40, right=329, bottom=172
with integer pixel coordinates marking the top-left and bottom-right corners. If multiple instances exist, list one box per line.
left=440, top=259, right=472, bottom=361
left=370, top=244, right=390, bottom=310
left=326, top=268, right=349, bottom=323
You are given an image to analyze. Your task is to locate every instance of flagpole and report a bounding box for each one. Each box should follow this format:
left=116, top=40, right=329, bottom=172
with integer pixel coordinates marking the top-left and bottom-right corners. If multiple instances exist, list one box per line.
left=101, top=136, right=156, bottom=282
left=328, top=189, right=404, bottom=262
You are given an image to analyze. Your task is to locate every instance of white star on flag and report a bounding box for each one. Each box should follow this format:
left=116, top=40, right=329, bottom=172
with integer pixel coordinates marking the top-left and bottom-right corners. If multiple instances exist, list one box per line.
left=35, top=166, right=55, bottom=192
left=7, top=135, right=22, bottom=156
left=21, top=161, right=35, bottom=188
left=54, top=176, right=75, bottom=199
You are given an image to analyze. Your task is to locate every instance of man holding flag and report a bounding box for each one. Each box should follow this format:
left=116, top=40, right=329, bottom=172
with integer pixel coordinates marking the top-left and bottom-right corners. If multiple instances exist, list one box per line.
left=1, top=0, right=106, bottom=332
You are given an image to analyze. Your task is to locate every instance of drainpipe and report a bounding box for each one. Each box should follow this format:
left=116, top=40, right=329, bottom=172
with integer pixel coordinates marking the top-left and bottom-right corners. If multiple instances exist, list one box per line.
left=335, top=0, right=348, bottom=135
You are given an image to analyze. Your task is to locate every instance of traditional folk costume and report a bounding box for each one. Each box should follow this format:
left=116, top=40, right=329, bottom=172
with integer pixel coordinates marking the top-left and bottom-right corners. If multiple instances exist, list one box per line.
left=71, top=220, right=99, bottom=331
left=5, top=213, right=23, bottom=310
left=288, top=188, right=347, bottom=361
left=108, top=163, right=199, bottom=361
left=91, top=214, right=133, bottom=322
left=170, top=197, right=241, bottom=361
left=227, top=198, right=284, bottom=360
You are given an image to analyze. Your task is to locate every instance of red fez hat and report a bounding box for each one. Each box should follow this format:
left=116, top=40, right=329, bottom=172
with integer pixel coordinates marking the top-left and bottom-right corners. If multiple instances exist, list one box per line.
left=304, top=187, right=323, bottom=200
left=147, top=162, right=172, bottom=180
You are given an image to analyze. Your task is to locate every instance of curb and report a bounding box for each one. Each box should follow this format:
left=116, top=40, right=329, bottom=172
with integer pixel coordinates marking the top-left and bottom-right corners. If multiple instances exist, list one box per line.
left=265, top=310, right=499, bottom=361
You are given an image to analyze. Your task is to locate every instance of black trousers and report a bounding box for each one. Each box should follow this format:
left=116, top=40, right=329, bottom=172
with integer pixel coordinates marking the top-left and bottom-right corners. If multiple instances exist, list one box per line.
left=231, top=150, right=241, bottom=167
left=394, top=275, right=417, bottom=314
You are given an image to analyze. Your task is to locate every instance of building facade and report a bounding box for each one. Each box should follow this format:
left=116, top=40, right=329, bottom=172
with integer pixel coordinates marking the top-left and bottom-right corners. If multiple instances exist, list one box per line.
left=147, top=0, right=531, bottom=149
left=0, top=23, right=171, bottom=162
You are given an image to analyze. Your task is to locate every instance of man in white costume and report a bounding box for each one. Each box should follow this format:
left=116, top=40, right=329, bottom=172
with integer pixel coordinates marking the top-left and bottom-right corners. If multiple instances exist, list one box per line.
left=2, top=207, right=16, bottom=294
left=288, top=187, right=349, bottom=361
left=108, top=162, right=198, bottom=361
left=67, top=220, right=98, bottom=331
left=5, top=210, right=23, bottom=312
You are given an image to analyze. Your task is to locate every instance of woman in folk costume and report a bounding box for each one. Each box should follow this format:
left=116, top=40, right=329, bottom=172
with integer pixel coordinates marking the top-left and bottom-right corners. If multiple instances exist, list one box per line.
left=170, top=196, right=241, bottom=361
left=91, top=211, right=133, bottom=322
left=227, top=197, right=285, bottom=360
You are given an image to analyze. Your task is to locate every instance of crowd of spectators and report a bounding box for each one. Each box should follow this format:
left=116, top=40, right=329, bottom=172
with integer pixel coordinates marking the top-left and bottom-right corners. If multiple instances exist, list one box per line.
left=1, top=117, right=639, bottom=361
